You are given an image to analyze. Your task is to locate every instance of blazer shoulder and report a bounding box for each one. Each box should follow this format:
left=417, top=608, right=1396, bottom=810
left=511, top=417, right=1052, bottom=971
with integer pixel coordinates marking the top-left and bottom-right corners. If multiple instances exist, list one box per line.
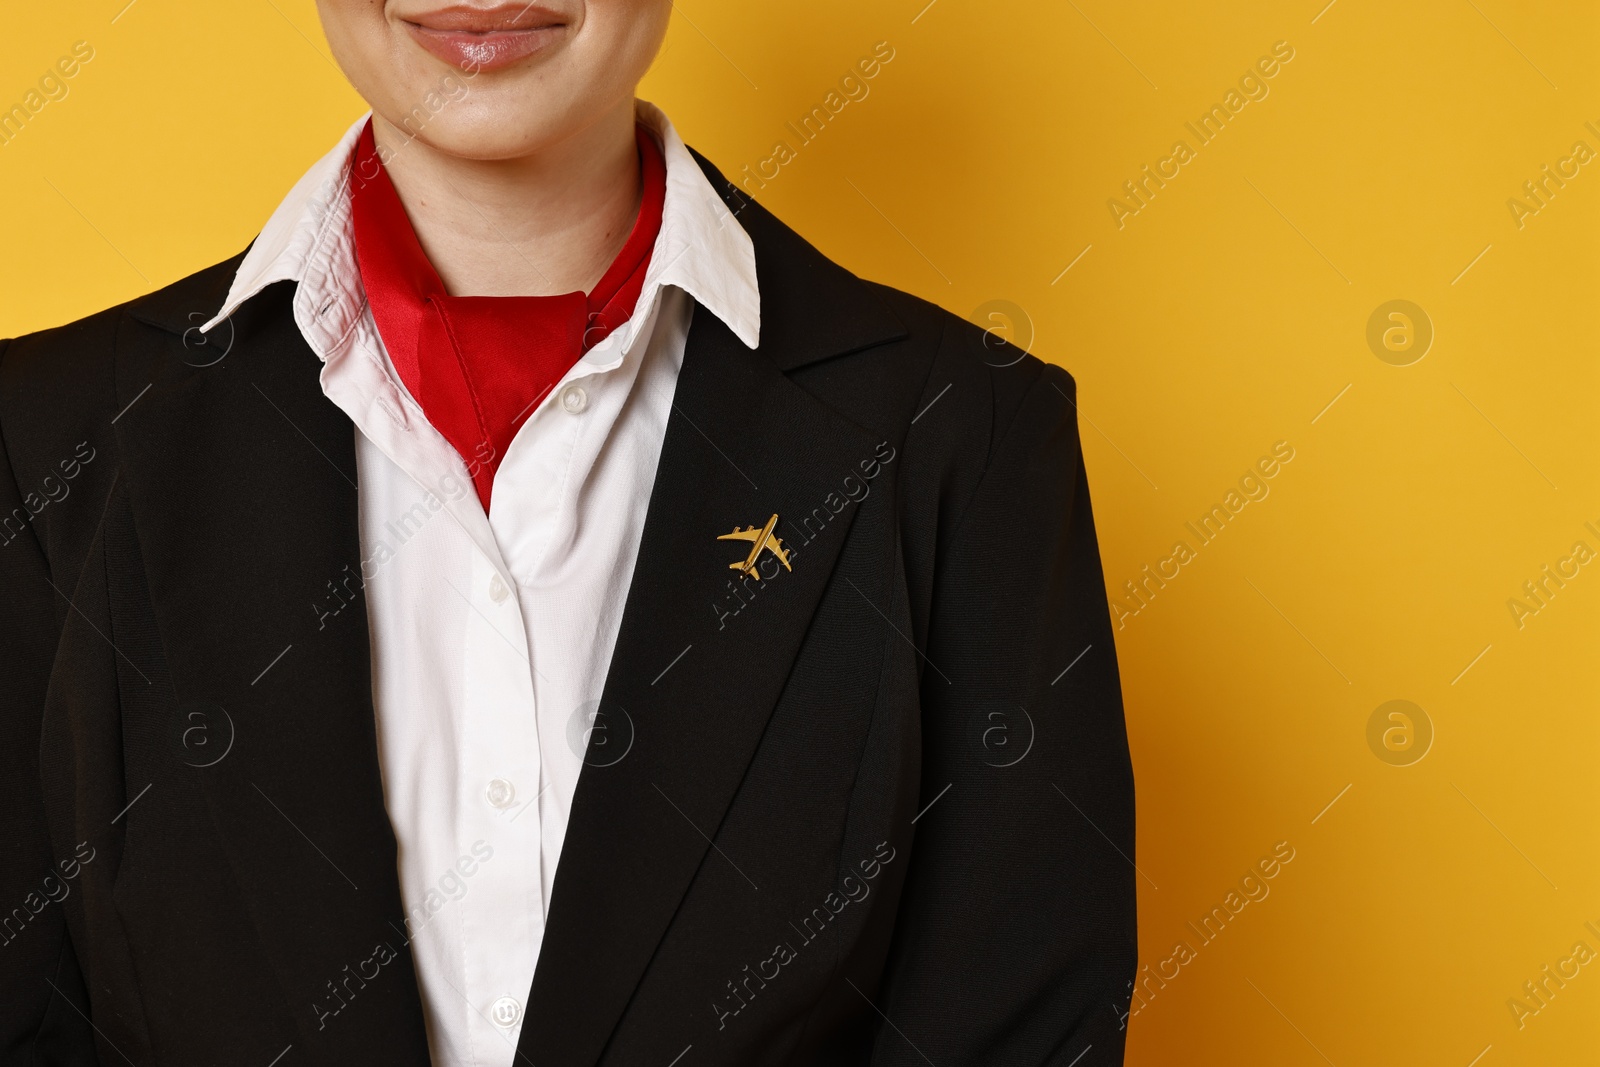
left=801, top=273, right=1071, bottom=463
left=2, top=301, right=124, bottom=403
left=862, top=279, right=1069, bottom=398
left=692, top=145, right=1072, bottom=433
left=1, top=246, right=247, bottom=405
left=1, top=247, right=248, bottom=498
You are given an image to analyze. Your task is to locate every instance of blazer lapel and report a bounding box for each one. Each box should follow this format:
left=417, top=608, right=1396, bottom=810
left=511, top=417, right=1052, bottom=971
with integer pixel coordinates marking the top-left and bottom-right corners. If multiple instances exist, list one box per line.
left=113, top=149, right=907, bottom=1064
left=519, top=170, right=908, bottom=1063
left=118, top=278, right=430, bottom=1058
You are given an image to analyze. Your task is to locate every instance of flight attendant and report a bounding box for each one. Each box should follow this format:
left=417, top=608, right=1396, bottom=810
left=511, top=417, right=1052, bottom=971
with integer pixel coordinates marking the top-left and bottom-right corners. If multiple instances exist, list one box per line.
left=0, top=2, right=1137, bottom=1064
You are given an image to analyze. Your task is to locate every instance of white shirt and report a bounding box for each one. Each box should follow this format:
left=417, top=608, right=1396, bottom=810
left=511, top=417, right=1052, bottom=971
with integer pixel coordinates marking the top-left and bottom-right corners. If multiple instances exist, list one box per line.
left=202, top=101, right=760, bottom=1066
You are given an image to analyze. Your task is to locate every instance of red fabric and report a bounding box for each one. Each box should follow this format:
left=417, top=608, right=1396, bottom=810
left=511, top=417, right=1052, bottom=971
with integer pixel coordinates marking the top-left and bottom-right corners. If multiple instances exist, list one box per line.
left=350, top=119, right=667, bottom=508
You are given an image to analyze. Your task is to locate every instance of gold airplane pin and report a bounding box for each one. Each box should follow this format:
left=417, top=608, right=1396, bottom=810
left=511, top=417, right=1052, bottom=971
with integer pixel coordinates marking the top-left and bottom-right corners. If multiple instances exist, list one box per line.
left=717, top=513, right=792, bottom=579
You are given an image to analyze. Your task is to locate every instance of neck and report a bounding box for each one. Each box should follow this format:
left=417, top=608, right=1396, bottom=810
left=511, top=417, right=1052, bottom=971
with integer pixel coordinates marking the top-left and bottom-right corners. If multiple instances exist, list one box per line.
left=370, top=98, right=643, bottom=298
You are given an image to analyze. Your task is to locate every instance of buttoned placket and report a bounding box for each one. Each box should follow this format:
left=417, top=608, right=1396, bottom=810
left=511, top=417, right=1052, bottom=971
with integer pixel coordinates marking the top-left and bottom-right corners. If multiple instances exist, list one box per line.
left=460, top=316, right=639, bottom=1053
left=314, top=256, right=655, bottom=1053
left=295, top=227, right=556, bottom=1048
left=458, top=539, right=542, bottom=1050
left=217, top=103, right=761, bottom=1067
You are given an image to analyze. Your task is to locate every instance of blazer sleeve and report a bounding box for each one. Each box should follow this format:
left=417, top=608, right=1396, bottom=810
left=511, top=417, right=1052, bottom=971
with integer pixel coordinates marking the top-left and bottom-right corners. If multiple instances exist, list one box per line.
left=873, top=362, right=1138, bottom=1066
left=0, top=337, right=101, bottom=1065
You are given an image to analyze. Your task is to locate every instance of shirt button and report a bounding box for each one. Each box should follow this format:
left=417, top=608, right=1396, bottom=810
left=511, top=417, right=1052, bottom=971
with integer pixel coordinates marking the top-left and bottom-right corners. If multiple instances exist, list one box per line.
left=486, top=778, right=515, bottom=809
left=488, top=574, right=509, bottom=603
left=490, top=996, right=522, bottom=1028
left=560, top=385, right=588, bottom=414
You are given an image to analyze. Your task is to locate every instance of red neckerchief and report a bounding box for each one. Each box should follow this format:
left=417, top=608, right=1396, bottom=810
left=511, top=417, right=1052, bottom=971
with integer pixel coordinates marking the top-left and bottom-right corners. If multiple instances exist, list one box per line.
left=350, top=119, right=667, bottom=509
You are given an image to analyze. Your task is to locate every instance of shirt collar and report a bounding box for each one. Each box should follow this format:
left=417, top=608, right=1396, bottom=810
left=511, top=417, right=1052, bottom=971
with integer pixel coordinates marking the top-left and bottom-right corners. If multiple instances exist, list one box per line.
left=201, top=100, right=760, bottom=351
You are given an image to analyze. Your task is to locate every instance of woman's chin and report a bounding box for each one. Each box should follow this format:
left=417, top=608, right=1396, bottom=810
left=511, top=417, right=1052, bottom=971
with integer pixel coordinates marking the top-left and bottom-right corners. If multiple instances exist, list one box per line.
left=373, top=107, right=558, bottom=162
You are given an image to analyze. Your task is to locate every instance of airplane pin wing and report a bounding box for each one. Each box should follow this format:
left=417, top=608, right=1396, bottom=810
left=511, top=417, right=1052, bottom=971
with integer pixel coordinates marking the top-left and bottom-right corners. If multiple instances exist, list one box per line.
left=755, top=536, right=792, bottom=571
left=716, top=514, right=793, bottom=575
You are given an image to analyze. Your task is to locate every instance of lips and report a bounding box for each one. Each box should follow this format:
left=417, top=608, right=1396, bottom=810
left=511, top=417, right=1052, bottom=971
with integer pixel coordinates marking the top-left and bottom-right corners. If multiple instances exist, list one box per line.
left=403, top=4, right=568, bottom=72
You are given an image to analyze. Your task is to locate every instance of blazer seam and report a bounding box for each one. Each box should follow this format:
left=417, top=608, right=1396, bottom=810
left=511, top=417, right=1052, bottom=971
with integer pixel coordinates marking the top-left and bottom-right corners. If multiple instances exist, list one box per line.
left=945, top=358, right=1054, bottom=552
left=0, top=337, right=52, bottom=566
left=785, top=531, right=902, bottom=1061
left=28, top=928, right=73, bottom=1065
left=885, top=320, right=944, bottom=666
left=98, top=467, right=161, bottom=1062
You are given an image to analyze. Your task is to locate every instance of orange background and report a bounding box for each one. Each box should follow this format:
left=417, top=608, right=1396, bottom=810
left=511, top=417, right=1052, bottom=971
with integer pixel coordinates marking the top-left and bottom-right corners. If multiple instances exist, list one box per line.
left=3, top=2, right=1597, bottom=1063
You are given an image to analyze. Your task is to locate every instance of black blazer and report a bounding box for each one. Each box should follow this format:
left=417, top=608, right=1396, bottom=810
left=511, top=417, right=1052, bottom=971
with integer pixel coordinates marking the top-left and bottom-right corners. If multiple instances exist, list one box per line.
left=0, top=153, right=1136, bottom=1066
